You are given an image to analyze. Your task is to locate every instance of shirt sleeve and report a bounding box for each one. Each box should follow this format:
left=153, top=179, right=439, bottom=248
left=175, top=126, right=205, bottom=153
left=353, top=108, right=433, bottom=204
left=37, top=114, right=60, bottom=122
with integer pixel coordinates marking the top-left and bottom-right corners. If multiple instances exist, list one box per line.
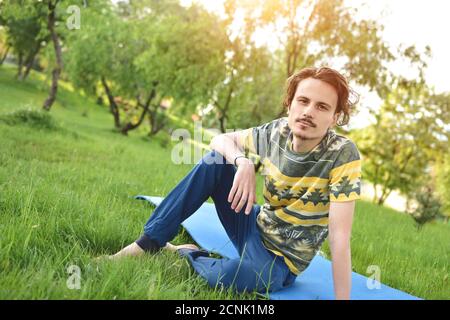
left=329, top=140, right=362, bottom=202
left=240, top=119, right=280, bottom=160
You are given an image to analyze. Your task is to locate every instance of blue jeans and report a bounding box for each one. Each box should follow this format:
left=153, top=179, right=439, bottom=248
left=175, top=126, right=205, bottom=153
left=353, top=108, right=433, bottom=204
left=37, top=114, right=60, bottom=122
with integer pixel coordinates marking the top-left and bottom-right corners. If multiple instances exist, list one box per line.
left=136, top=150, right=297, bottom=294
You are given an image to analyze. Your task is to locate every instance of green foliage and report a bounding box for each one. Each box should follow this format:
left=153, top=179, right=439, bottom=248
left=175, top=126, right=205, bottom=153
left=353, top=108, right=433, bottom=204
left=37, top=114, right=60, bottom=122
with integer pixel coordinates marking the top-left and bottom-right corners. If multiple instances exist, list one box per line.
left=186, top=0, right=286, bottom=132
left=64, top=2, right=119, bottom=93
left=133, top=2, right=228, bottom=108
left=408, top=186, right=443, bottom=229
left=65, top=1, right=228, bottom=134
left=0, top=107, right=60, bottom=130
left=352, top=78, right=450, bottom=205
left=237, top=0, right=394, bottom=93
left=435, top=154, right=450, bottom=217
left=0, top=1, right=49, bottom=77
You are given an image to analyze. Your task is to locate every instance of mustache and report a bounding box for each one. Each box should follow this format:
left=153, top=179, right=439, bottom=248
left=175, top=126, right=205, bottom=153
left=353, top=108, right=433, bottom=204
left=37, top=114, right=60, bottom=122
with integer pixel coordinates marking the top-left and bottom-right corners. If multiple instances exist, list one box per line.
left=296, top=118, right=316, bottom=127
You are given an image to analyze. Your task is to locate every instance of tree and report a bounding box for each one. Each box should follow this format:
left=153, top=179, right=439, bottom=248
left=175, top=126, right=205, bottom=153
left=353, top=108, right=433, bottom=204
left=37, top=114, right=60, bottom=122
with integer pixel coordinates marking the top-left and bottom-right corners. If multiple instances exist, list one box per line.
left=353, top=76, right=450, bottom=205
left=0, top=2, right=48, bottom=79
left=231, top=0, right=394, bottom=117
left=0, top=26, right=10, bottom=65
left=408, top=185, right=443, bottom=229
left=2, top=0, right=78, bottom=110
left=220, top=44, right=285, bottom=131
left=66, top=0, right=228, bottom=136
left=434, top=140, right=450, bottom=222
left=191, top=0, right=285, bottom=133
left=134, top=1, right=230, bottom=136
left=65, top=3, right=146, bottom=134
left=41, top=0, right=65, bottom=111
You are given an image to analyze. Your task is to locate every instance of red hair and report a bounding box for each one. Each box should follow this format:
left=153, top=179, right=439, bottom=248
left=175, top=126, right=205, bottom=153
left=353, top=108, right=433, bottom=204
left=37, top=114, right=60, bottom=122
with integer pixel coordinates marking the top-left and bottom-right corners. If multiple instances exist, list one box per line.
left=283, top=67, right=359, bottom=126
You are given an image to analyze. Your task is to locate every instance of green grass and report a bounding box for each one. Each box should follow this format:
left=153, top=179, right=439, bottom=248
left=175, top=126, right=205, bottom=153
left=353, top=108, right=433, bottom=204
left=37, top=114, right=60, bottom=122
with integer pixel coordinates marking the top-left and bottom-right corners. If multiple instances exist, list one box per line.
left=0, top=65, right=448, bottom=299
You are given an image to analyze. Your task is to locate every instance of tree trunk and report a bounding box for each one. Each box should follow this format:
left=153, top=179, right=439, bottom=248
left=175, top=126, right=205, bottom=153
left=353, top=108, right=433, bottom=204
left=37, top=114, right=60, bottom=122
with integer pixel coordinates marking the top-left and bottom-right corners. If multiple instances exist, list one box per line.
left=101, top=76, right=121, bottom=129
left=17, top=52, right=24, bottom=79
left=216, top=84, right=234, bottom=133
left=43, top=0, right=63, bottom=111
left=91, top=85, right=104, bottom=105
left=286, top=35, right=299, bottom=78
left=377, top=188, right=392, bottom=206
left=368, top=163, right=382, bottom=203
left=150, top=124, right=164, bottom=135
left=22, top=43, right=41, bottom=80
left=121, top=87, right=157, bottom=135
left=373, top=184, right=379, bottom=204
left=148, top=108, right=166, bottom=136
left=148, top=109, right=158, bottom=136
left=121, top=106, right=148, bottom=135
left=218, top=115, right=226, bottom=134
left=0, top=46, right=10, bottom=65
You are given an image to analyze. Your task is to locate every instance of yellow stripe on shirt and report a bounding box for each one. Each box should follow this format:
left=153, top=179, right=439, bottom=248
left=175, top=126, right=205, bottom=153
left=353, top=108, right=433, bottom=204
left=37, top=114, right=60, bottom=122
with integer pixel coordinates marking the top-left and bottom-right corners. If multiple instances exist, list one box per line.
left=330, top=192, right=360, bottom=202
left=329, top=160, right=361, bottom=184
left=274, top=208, right=329, bottom=226
left=262, top=158, right=329, bottom=188
left=262, top=189, right=330, bottom=213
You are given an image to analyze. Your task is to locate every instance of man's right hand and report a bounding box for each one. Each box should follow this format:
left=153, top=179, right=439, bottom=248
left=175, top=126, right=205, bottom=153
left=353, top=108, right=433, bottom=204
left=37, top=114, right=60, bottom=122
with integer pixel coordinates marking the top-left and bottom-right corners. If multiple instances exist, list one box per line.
left=227, top=157, right=256, bottom=215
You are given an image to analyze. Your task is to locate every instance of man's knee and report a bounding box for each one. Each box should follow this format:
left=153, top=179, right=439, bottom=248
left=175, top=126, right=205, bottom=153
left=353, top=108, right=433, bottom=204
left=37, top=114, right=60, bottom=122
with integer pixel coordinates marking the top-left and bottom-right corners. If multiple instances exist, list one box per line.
left=201, top=149, right=229, bottom=165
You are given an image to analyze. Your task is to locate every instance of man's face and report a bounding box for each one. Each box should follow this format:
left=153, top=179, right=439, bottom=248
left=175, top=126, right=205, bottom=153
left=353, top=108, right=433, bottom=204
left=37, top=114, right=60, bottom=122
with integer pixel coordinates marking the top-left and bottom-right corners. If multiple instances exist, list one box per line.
left=287, top=77, right=339, bottom=141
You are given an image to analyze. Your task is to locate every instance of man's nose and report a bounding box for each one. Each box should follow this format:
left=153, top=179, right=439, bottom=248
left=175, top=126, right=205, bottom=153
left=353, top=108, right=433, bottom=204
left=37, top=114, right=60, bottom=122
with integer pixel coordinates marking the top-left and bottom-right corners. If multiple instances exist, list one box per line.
left=303, top=103, right=315, bottom=117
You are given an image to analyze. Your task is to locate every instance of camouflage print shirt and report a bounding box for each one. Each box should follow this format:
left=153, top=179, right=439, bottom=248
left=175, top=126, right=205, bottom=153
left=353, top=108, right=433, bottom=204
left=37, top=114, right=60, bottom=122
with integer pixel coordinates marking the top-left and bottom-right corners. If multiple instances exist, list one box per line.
left=240, top=117, right=362, bottom=275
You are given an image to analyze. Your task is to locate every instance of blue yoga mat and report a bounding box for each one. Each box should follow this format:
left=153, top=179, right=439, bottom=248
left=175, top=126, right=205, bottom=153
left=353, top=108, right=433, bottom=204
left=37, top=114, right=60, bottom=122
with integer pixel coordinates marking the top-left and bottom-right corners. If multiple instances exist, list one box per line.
left=136, top=195, right=421, bottom=300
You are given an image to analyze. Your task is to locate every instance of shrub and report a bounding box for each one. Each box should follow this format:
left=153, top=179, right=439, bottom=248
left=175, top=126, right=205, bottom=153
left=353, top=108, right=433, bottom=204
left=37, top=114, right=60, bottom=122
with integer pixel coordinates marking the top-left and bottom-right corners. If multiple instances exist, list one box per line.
left=408, top=185, right=442, bottom=229
left=0, top=107, right=61, bottom=130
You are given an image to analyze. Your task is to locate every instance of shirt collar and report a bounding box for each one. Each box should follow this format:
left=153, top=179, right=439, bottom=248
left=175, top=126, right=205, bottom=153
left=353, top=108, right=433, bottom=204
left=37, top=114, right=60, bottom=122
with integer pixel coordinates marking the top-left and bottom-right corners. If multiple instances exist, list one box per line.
left=312, top=129, right=335, bottom=160
left=286, top=128, right=335, bottom=161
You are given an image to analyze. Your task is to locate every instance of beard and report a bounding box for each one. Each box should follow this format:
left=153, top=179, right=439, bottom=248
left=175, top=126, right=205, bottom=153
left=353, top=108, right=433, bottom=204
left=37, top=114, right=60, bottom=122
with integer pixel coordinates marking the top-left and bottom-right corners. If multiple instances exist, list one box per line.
left=293, top=133, right=317, bottom=141
left=288, top=115, right=330, bottom=143
left=290, top=117, right=318, bottom=140
left=295, top=133, right=315, bottom=140
left=292, top=128, right=318, bottom=141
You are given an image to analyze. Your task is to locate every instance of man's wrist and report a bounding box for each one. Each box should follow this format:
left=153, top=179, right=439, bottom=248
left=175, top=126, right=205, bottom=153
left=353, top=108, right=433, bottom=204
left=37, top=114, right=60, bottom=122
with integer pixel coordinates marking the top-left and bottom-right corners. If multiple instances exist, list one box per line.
left=235, top=156, right=253, bottom=167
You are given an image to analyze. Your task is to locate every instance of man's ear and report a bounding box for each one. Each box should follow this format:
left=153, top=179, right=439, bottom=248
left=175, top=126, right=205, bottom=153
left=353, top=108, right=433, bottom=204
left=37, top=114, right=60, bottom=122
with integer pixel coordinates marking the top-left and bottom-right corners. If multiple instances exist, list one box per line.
left=331, top=112, right=340, bottom=127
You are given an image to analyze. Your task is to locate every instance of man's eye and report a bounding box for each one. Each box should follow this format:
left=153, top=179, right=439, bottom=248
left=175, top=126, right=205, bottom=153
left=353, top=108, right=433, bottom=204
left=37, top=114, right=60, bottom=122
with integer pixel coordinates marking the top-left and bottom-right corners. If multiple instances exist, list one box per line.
left=318, top=105, right=328, bottom=110
left=298, top=99, right=308, bottom=104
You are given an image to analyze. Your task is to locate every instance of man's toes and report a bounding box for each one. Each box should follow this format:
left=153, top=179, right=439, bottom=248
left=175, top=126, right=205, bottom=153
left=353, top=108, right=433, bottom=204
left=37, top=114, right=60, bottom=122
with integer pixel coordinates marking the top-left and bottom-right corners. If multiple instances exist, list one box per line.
left=176, top=244, right=199, bottom=251
left=94, top=254, right=113, bottom=262
left=164, top=242, right=199, bottom=252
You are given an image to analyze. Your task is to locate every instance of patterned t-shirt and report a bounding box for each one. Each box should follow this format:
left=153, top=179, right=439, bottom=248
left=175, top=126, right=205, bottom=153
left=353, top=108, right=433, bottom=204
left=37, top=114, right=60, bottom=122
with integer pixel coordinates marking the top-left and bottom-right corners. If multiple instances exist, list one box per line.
left=240, top=117, right=362, bottom=275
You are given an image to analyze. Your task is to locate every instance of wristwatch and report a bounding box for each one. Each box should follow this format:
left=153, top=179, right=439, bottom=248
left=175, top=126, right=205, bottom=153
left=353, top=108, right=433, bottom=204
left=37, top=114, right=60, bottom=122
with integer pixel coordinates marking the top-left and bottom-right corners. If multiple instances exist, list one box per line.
left=234, top=155, right=247, bottom=166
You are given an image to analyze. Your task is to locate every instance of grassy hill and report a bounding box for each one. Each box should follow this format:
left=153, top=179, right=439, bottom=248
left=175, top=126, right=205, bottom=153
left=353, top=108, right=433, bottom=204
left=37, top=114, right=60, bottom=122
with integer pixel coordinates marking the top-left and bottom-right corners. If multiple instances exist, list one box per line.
left=0, top=65, right=448, bottom=299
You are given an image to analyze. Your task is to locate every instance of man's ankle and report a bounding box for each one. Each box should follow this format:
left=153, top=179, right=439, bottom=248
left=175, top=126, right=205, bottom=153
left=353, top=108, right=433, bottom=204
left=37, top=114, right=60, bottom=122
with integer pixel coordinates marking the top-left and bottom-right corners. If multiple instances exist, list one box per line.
left=135, top=233, right=162, bottom=253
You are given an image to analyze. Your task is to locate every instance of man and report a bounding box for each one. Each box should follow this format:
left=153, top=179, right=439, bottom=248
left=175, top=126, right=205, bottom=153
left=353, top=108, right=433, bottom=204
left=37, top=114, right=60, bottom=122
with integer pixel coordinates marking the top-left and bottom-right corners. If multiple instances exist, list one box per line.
left=108, top=67, right=362, bottom=300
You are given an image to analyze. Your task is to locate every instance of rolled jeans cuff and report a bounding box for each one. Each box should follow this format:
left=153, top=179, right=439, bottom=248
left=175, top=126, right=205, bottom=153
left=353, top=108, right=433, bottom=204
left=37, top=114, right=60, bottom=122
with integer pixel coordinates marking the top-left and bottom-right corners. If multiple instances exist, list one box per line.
left=135, top=233, right=162, bottom=253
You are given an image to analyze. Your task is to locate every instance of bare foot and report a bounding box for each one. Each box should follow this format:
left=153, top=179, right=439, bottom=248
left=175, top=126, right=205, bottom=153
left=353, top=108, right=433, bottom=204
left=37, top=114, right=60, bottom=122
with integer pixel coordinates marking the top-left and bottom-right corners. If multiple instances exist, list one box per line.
left=164, top=242, right=199, bottom=252
left=95, top=242, right=200, bottom=262
left=94, top=242, right=145, bottom=262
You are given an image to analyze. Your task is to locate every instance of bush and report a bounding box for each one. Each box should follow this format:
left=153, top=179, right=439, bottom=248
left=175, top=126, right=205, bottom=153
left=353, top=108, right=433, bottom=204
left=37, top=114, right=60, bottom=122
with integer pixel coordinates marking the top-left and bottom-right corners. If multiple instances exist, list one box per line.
left=0, top=107, right=61, bottom=130
left=435, top=155, right=450, bottom=218
left=408, top=185, right=442, bottom=229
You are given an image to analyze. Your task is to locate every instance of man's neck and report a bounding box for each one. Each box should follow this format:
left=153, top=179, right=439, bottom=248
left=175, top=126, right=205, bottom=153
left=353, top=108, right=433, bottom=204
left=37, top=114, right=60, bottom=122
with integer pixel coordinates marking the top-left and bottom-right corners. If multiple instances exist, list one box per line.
left=291, top=133, right=327, bottom=153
